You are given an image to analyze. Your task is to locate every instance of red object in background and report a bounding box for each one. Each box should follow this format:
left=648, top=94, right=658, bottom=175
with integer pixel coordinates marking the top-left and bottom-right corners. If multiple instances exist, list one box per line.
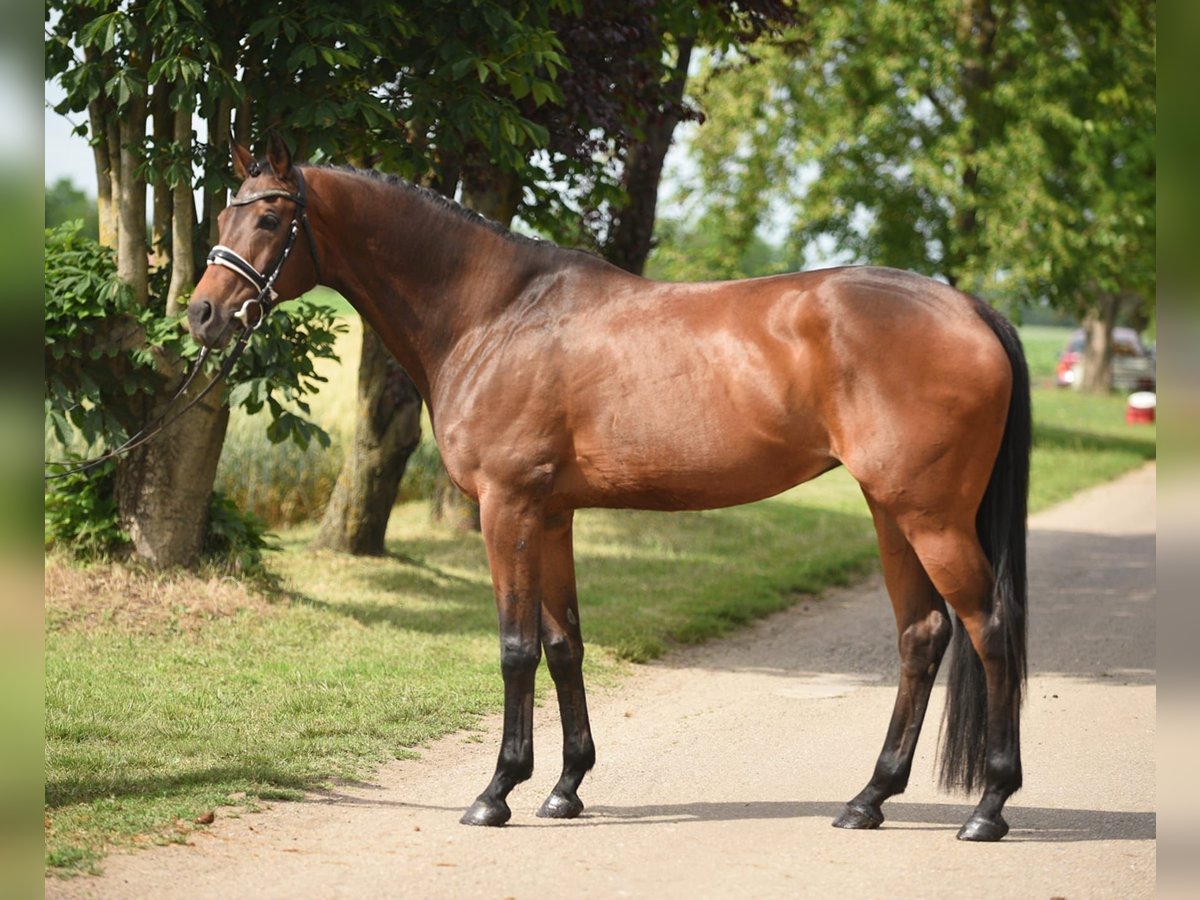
left=1125, top=391, right=1156, bottom=424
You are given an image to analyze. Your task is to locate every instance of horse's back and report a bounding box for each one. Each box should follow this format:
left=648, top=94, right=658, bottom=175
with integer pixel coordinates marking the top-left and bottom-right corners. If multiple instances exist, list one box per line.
left=439, top=263, right=1013, bottom=514
left=548, top=265, right=1008, bottom=510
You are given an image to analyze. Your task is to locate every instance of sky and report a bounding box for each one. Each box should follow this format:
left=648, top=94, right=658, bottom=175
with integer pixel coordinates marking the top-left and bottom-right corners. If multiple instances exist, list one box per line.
left=45, top=81, right=97, bottom=193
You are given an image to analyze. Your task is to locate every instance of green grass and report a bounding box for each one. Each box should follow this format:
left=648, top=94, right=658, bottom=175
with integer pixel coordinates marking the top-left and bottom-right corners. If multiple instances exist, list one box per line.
left=1030, top=388, right=1156, bottom=511
left=1018, top=324, right=1072, bottom=387
left=45, top=324, right=1156, bottom=876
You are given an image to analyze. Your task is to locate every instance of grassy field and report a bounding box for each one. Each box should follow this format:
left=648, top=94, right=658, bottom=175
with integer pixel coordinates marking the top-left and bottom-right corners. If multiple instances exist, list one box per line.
left=45, top=320, right=1156, bottom=875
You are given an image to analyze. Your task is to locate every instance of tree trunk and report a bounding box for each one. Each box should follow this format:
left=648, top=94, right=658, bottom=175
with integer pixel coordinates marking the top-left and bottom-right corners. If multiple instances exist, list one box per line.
left=311, top=324, right=423, bottom=554
left=110, top=86, right=228, bottom=568
left=87, top=103, right=116, bottom=248
left=151, top=79, right=172, bottom=267
left=167, top=101, right=196, bottom=315
left=948, top=0, right=997, bottom=285
left=116, top=97, right=149, bottom=308
left=116, top=386, right=229, bottom=567
left=1077, top=291, right=1120, bottom=394
left=206, top=95, right=233, bottom=247
left=603, top=37, right=694, bottom=276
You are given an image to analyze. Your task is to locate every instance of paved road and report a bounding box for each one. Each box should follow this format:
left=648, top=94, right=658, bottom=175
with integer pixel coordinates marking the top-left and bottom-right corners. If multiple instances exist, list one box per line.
left=50, top=465, right=1156, bottom=899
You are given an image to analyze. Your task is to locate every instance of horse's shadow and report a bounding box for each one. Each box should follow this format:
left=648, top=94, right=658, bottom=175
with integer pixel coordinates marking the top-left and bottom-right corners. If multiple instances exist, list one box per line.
left=580, top=800, right=1155, bottom=843
left=308, top=787, right=1154, bottom=843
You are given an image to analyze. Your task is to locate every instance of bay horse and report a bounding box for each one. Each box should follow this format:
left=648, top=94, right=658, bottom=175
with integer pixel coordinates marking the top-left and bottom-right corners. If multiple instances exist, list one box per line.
left=189, top=134, right=1029, bottom=842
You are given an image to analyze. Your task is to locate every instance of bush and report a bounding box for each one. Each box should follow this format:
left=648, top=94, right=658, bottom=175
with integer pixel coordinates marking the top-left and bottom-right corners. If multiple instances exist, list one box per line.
left=44, top=221, right=347, bottom=565
left=43, top=462, right=127, bottom=559
left=203, top=491, right=278, bottom=574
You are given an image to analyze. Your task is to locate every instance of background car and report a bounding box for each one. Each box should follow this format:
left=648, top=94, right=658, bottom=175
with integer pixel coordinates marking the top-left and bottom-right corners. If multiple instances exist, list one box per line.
left=1056, top=327, right=1155, bottom=391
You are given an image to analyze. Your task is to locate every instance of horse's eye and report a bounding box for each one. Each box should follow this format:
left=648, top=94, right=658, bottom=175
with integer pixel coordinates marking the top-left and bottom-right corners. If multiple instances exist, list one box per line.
left=258, top=214, right=280, bottom=231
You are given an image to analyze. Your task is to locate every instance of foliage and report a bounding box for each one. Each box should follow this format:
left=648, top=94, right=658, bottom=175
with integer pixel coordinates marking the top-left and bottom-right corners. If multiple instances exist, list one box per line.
left=202, top=491, right=277, bottom=573
left=45, top=178, right=99, bottom=239
left=44, top=463, right=127, bottom=559
left=517, top=0, right=799, bottom=248
left=375, top=0, right=575, bottom=180
left=44, top=220, right=343, bottom=562
left=44, top=468, right=277, bottom=573
left=44, top=221, right=155, bottom=447
left=670, top=0, right=1155, bottom=318
left=45, top=221, right=346, bottom=454
left=220, top=301, right=348, bottom=450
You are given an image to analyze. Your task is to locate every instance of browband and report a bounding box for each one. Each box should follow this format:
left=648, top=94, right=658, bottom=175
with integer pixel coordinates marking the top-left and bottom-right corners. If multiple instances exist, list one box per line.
left=229, top=187, right=305, bottom=207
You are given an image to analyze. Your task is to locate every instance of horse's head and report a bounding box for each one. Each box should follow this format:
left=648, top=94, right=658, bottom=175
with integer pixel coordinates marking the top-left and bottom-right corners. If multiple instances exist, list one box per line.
left=187, top=133, right=319, bottom=348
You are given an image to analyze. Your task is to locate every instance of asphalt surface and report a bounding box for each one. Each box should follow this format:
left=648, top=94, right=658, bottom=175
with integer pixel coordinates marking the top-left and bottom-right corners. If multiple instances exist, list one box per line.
left=49, top=464, right=1156, bottom=899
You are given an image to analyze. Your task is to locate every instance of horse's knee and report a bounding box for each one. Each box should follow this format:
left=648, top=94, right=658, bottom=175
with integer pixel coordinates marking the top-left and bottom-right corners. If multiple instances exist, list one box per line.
left=500, top=637, right=541, bottom=678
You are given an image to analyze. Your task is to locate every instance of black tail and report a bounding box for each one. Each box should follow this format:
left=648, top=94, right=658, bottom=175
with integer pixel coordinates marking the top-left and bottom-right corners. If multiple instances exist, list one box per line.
left=939, top=299, right=1031, bottom=794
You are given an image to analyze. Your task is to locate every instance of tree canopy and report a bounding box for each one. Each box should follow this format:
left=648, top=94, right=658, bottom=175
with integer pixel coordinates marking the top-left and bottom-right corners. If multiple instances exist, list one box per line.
left=661, top=0, right=1155, bottom=324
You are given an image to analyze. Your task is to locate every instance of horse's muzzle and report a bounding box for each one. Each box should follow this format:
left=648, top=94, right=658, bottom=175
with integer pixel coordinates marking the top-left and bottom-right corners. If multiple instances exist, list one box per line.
left=187, top=297, right=232, bottom=348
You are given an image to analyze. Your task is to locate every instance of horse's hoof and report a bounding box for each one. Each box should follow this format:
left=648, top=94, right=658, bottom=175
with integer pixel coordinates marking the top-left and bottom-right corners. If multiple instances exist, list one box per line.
left=459, top=798, right=511, bottom=827
left=956, top=813, right=1008, bottom=842
left=832, top=801, right=884, bottom=830
left=537, top=790, right=583, bottom=819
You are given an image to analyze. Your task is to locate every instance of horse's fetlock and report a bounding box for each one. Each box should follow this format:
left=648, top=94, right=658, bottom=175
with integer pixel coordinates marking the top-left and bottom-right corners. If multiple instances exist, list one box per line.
left=871, top=753, right=911, bottom=793
left=499, top=745, right=534, bottom=783
left=565, top=733, right=596, bottom=772
left=986, top=751, right=1022, bottom=793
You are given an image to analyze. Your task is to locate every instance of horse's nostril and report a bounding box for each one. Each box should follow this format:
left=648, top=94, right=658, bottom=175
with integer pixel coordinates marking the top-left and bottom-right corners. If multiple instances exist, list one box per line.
left=187, top=299, right=217, bottom=338
left=188, top=299, right=213, bottom=327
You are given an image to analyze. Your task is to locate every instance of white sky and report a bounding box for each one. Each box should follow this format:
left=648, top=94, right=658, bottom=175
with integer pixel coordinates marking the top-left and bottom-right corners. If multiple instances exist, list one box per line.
left=45, top=80, right=97, bottom=193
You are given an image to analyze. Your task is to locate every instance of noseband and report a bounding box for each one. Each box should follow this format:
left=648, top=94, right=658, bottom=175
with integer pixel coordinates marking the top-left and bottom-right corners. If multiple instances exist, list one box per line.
left=206, top=165, right=321, bottom=328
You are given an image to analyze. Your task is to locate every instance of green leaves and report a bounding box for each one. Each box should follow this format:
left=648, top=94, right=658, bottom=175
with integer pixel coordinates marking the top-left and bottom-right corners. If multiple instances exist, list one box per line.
left=44, top=462, right=128, bottom=558
left=44, top=222, right=345, bottom=559
left=222, top=300, right=347, bottom=452
left=668, top=0, right=1154, bottom=314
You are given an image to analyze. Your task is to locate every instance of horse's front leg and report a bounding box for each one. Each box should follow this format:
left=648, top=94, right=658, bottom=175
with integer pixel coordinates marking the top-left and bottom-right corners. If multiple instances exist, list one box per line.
left=536, top=510, right=596, bottom=819
left=460, top=491, right=544, bottom=827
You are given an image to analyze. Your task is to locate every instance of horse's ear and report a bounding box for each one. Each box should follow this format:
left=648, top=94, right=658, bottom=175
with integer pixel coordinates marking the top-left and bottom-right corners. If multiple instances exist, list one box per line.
left=231, top=137, right=256, bottom=182
left=266, top=131, right=293, bottom=179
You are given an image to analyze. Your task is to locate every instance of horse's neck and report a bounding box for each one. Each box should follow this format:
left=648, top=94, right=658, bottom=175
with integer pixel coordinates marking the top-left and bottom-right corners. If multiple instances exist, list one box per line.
left=307, top=168, right=532, bottom=402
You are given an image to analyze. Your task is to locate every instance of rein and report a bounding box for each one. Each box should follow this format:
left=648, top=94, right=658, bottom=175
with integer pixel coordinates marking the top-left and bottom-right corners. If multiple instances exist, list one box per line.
left=44, top=168, right=319, bottom=481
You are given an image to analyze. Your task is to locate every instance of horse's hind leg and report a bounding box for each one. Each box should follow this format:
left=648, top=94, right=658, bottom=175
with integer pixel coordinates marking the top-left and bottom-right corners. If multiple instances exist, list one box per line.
left=906, top=522, right=1023, bottom=841
left=834, top=499, right=952, bottom=830
left=537, top=510, right=596, bottom=819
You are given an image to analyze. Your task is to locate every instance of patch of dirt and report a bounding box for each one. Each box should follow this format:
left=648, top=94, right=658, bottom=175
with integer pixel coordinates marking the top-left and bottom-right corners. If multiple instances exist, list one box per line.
left=44, top=554, right=276, bottom=635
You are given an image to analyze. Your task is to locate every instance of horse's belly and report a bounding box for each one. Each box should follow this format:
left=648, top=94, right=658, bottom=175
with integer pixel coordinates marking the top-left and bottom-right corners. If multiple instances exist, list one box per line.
left=563, top=407, right=832, bottom=511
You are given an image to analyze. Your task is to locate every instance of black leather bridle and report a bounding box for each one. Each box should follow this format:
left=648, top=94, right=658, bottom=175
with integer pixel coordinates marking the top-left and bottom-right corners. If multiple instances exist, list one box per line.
left=206, top=165, right=321, bottom=329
